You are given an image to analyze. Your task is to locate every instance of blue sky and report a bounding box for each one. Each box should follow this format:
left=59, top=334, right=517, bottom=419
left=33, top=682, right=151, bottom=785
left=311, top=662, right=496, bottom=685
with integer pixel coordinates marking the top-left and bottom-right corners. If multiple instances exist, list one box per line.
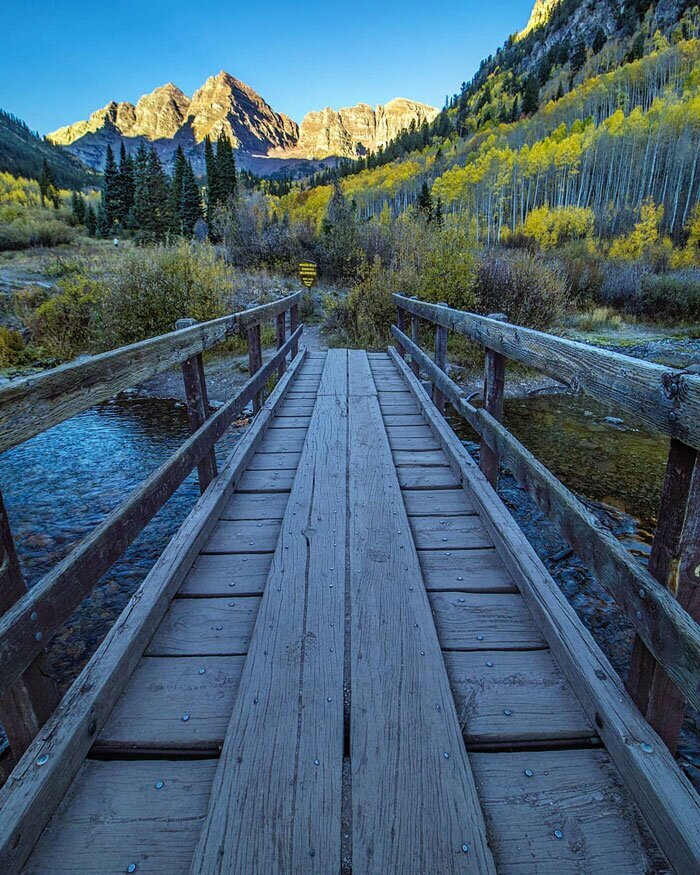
left=1, top=0, right=534, bottom=135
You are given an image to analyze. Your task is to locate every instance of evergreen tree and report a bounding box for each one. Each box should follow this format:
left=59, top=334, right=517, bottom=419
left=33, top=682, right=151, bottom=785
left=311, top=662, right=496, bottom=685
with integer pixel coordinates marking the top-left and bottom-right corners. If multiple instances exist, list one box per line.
left=571, top=38, right=587, bottom=73
left=417, top=181, right=433, bottom=220
left=522, top=76, right=540, bottom=115
left=592, top=27, right=606, bottom=54
left=101, top=145, right=119, bottom=231
left=171, top=146, right=188, bottom=227
left=116, top=144, right=135, bottom=225
left=204, top=135, right=219, bottom=218
left=70, top=191, right=86, bottom=224
left=215, top=132, right=237, bottom=204
left=131, top=145, right=151, bottom=230
left=39, top=160, right=60, bottom=209
left=85, top=204, right=97, bottom=236
left=131, top=146, right=173, bottom=240
left=180, top=160, right=203, bottom=236
left=434, top=196, right=444, bottom=227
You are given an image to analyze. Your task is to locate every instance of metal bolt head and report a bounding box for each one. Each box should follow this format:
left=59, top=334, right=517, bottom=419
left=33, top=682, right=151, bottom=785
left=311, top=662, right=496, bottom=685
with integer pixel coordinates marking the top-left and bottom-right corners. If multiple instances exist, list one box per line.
left=199, top=668, right=206, bottom=675
left=524, top=769, right=533, bottom=777
left=640, top=741, right=654, bottom=753
left=554, top=829, right=563, bottom=839
left=503, top=708, right=512, bottom=716
left=461, top=844, right=469, bottom=853
left=182, top=713, right=190, bottom=722
left=127, top=865, right=137, bottom=874
left=155, top=781, right=164, bottom=790
left=486, top=660, right=494, bottom=667
left=443, top=751, right=450, bottom=759
left=314, top=758, right=320, bottom=766
left=35, top=753, right=49, bottom=766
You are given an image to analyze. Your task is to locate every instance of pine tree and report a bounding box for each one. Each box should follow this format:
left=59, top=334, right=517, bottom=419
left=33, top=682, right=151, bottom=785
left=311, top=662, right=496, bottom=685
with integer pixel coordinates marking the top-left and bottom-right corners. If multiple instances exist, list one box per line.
left=70, top=191, right=86, bottom=224
left=215, top=132, right=237, bottom=205
left=85, top=204, right=97, bottom=236
left=147, top=147, right=175, bottom=238
left=180, top=160, right=203, bottom=236
left=116, top=144, right=135, bottom=225
left=171, top=146, right=188, bottom=228
left=434, top=196, right=444, bottom=227
left=39, top=160, right=60, bottom=209
left=102, top=145, right=119, bottom=231
left=417, top=181, right=433, bottom=220
left=522, top=76, right=540, bottom=115
left=204, top=135, right=219, bottom=218
left=571, top=38, right=587, bottom=73
left=131, top=145, right=151, bottom=230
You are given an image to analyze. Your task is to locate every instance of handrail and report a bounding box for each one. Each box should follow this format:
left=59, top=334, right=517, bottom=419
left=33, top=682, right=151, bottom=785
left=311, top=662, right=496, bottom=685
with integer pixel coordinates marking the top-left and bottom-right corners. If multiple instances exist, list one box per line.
left=392, top=294, right=700, bottom=753
left=0, top=292, right=302, bottom=768
left=394, top=294, right=700, bottom=450
left=392, top=324, right=700, bottom=712
left=0, top=293, right=301, bottom=456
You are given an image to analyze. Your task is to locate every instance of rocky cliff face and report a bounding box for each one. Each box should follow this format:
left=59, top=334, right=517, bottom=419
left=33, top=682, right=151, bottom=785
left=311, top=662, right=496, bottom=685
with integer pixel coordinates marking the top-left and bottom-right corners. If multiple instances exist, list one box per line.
left=290, top=98, right=439, bottom=159
left=48, top=73, right=438, bottom=175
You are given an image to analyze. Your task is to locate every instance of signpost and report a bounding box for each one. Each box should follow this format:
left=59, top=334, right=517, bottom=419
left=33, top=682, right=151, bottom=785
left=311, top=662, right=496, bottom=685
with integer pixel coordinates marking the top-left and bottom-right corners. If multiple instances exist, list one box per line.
left=299, top=260, right=317, bottom=288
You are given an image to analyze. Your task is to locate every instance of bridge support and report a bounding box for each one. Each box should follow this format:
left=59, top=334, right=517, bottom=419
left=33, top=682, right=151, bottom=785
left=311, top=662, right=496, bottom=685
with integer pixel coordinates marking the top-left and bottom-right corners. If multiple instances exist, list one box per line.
left=247, top=324, right=263, bottom=414
left=627, top=438, right=700, bottom=752
left=0, top=491, right=57, bottom=779
left=480, top=313, right=507, bottom=489
left=275, top=312, right=287, bottom=379
left=176, top=318, right=218, bottom=493
left=432, top=304, right=448, bottom=414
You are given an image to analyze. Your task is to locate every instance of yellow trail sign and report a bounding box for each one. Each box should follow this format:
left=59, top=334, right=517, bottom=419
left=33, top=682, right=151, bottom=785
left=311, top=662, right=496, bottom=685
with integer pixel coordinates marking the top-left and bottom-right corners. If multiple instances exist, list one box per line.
left=299, top=260, right=317, bottom=288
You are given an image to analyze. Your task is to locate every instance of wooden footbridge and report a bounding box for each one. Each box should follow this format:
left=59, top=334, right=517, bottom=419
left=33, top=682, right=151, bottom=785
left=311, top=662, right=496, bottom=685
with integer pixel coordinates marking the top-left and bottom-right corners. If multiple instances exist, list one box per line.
left=0, top=292, right=699, bottom=873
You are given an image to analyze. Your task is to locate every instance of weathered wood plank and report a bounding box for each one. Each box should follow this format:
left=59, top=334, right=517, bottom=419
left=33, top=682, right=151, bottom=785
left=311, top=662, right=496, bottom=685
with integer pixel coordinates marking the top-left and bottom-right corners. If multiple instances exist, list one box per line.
left=430, top=592, right=546, bottom=650
left=382, top=413, right=427, bottom=427
left=393, top=449, right=447, bottom=466
left=236, top=469, right=296, bottom=492
left=179, top=553, right=272, bottom=597
left=471, top=749, right=668, bottom=873
left=247, top=451, right=301, bottom=470
left=391, top=332, right=700, bottom=712
left=348, top=348, right=375, bottom=395
left=389, top=346, right=700, bottom=872
left=444, top=650, right=593, bottom=744
left=145, top=597, right=260, bottom=656
left=402, top=488, right=475, bottom=516
left=418, top=548, right=516, bottom=593
left=179, top=346, right=218, bottom=493
left=348, top=364, right=494, bottom=873
left=394, top=294, right=700, bottom=450
left=96, top=656, right=244, bottom=752
left=202, top=519, right=279, bottom=554
left=398, top=465, right=461, bottom=489
left=190, top=371, right=347, bottom=873
left=26, top=760, right=219, bottom=875
left=0, top=330, right=302, bottom=699
left=480, top=313, right=507, bottom=488
left=256, top=431, right=306, bottom=453
left=0, top=350, right=306, bottom=874
left=409, top=514, right=488, bottom=550
left=220, top=491, right=289, bottom=520
left=269, top=415, right=311, bottom=429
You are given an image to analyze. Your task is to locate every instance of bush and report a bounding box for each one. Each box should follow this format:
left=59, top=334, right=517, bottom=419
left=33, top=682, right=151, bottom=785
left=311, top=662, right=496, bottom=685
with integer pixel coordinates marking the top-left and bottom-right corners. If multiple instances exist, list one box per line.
left=637, top=270, right=700, bottom=323
left=30, top=276, right=103, bottom=359
left=96, top=242, right=232, bottom=348
left=474, top=251, right=568, bottom=330
left=0, top=326, right=26, bottom=367
left=341, top=257, right=396, bottom=348
left=0, top=213, right=76, bottom=251
left=520, top=205, right=595, bottom=250
left=597, top=261, right=648, bottom=311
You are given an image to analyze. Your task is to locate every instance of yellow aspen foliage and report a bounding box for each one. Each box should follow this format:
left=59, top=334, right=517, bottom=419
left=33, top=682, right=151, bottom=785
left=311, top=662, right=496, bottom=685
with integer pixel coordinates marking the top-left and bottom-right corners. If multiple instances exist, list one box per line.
left=609, top=200, right=666, bottom=260
left=521, top=205, right=595, bottom=248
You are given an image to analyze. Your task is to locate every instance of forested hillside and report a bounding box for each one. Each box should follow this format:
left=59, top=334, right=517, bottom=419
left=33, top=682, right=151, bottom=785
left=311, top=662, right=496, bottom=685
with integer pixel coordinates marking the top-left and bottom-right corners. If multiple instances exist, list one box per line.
left=0, top=109, right=97, bottom=190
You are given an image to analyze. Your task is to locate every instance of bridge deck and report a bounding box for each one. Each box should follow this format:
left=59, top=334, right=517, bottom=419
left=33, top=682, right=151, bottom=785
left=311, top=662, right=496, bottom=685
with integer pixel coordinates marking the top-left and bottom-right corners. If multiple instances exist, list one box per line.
left=25, top=349, right=667, bottom=873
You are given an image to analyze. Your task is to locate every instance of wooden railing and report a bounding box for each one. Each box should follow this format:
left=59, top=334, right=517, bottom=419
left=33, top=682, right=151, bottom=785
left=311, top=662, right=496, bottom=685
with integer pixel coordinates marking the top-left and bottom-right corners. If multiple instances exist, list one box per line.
left=392, top=293, right=700, bottom=753
left=0, top=293, right=302, bottom=775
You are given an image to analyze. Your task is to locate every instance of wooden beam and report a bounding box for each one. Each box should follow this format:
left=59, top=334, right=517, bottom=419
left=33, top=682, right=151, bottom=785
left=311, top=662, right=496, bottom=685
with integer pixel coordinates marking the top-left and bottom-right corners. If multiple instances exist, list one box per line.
left=395, top=305, right=407, bottom=358
left=0, top=294, right=300, bottom=457
left=410, top=307, right=420, bottom=377
left=480, top=312, right=507, bottom=487
left=290, top=302, right=299, bottom=359
left=627, top=440, right=699, bottom=751
left=0, top=328, right=303, bottom=700
left=0, top=492, right=57, bottom=775
left=0, top=348, right=307, bottom=875
left=247, top=324, right=263, bottom=414
left=394, top=295, right=700, bottom=450
left=275, top=311, right=286, bottom=379
left=391, top=327, right=700, bottom=713
left=432, top=306, right=448, bottom=414
left=389, top=345, right=700, bottom=873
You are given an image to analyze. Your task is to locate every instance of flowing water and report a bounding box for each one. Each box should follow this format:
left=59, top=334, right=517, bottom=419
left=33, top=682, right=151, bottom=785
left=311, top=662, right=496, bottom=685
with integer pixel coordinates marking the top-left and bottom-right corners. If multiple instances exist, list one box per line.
left=0, top=388, right=697, bottom=787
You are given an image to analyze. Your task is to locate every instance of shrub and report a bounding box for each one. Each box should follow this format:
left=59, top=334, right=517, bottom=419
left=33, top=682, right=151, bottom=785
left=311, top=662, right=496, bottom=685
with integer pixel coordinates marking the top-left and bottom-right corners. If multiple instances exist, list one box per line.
left=609, top=201, right=670, bottom=264
left=637, top=270, right=700, bottom=323
left=341, top=257, right=396, bottom=348
left=570, top=307, right=625, bottom=331
left=96, top=242, right=232, bottom=348
left=521, top=205, right=595, bottom=250
left=597, top=261, right=648, bottom=311
left=0, top=326, right=26, bottom=367
left=474, top=251, right=568, bottom=330
left=30, top=276, right=103, bottom=359
left=0, top=214, right=76, bottom=251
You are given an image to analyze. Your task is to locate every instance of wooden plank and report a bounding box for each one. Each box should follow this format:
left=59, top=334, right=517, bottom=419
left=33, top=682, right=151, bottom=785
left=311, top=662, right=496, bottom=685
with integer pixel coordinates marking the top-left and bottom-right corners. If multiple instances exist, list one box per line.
left=382, top=413, right=427, bottom=427
left=392, top=331, right=700, bottom=712
left=236, top=469, right=296, bottom=492
left=398, top=466, right=460, bottom=489
left=0, top=350, right=307, bottom=874
left=202, top=519, right=280, bottom=553
left=480, top=313, right=507, bottom=487
left=418, top=548, right=516, bottom=593
left=269, top=416, right=311, bottom=429
left=348, top=361, right=494, bottom=873
left=378, top=402, right=420, bottom=415
left=433, top=316, right=448, bottom=414
left=25, top=760, right=218, bottom=875
left=190, top=370, right=347, bottom=873
left=256, top=431, right=306, bottom=452
left=348, top=348, right=375, bottom=395
left=247, top=451, right=301, bottom=470
left=394, top=293, right=700, bottom=450
left=410, top=514, right=489, bottom=550
left=220, top=492, right=289, bottom=520
left=393, top=449, right=450, bottom=466
left=0, top=294, right=301, bottom=457
left=443, top=650, right=593, bottom=744
left=389, top=346, right=700, bottom=872
left=96, top=656, right=244, bottom=752
left=146, top=597, right=259, bottom=656
left=318, top=347, right=348, bottom=394
left=276, top=311, right=287, bottom=379
left=180, top=346, right=218, bottom=493
left=179, top=553, right=272, bottom=597
left=430, top=592, right=546, bottom=650
left=0, top=330, right=302, bottom=699
left=402, top=488, right=475, bottom=516
left=471, top=750, right=668, bottom=873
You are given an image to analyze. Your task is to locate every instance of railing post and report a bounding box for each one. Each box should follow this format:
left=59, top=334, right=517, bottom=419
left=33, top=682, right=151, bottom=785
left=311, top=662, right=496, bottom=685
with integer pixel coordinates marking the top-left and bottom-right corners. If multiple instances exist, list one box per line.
left=410, top=302, right=420, bottom=377
left=480, top=312, right=508, bottom=489
left=176, top=318, right=217, bottom=493
left=627, top=437, right=699, bottom=751
left=396, top=304, right=407, bottom=358
left=0, top=490, right=57, bottom=777
left=432, top=304, right=448, bottom=414
left=276, top=312, right=287, bottom=379
left=247, top=323, right=263, bottom=414
left=290, top=303, right=299, bottom=359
